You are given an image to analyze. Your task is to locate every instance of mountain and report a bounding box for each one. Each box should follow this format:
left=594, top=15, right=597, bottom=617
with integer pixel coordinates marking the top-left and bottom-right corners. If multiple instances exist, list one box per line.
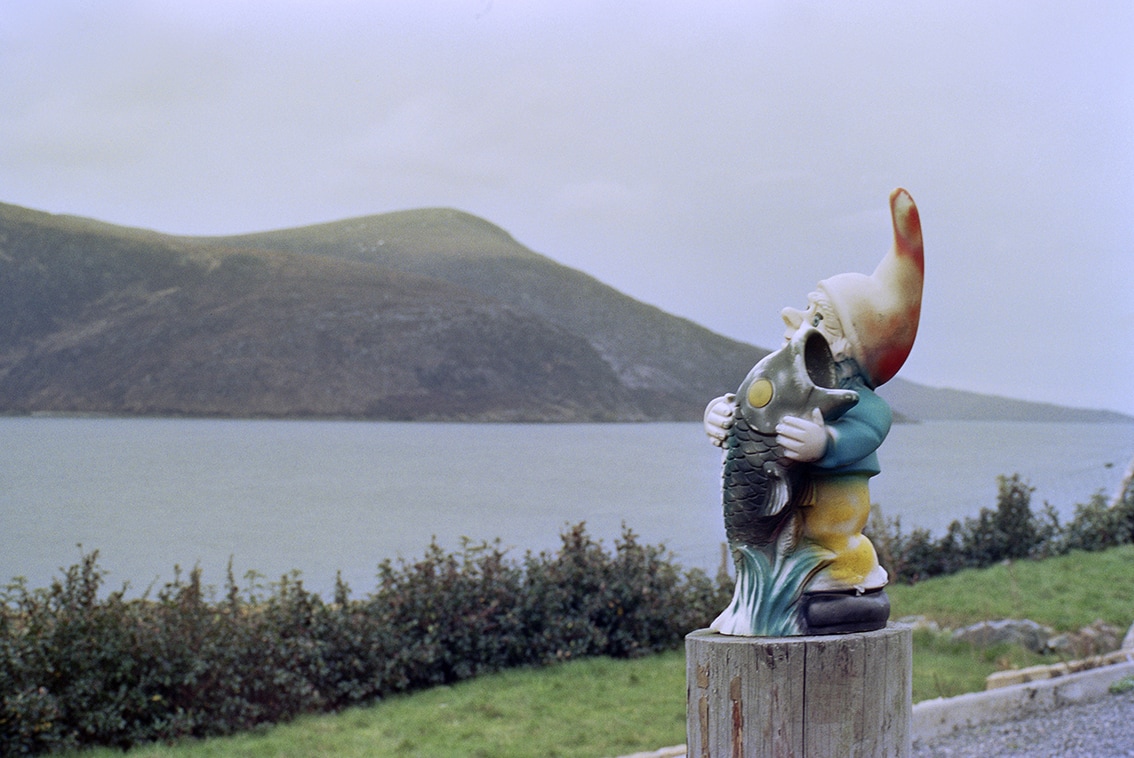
left=203, top=209, right=771, bottom=417
left=1, top=201, right=1128, bottom=423
left=876, top=382, right=1132, bottom=424
left=0, top=203, right=759, bottom=420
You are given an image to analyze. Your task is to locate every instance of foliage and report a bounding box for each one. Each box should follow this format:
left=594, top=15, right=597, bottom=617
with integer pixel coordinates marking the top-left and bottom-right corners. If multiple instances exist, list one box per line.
left=42, top=543, right=1134, bottom=758
left=1, top=524, right=725, bottom=756
left=6, top=470, right=1134, bottom=755
left=869, top=472, right=1134, bottom=584
left=1109, top=676, right=1134, bottom=695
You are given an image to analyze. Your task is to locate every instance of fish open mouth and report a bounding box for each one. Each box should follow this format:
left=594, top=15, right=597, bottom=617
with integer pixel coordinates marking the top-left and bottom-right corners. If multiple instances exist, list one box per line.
left=801, top=328, right=838, bottom=390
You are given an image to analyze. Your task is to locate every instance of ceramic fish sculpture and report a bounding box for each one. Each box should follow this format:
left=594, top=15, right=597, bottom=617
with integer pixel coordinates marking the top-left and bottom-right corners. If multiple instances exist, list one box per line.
left=712, top=327, right=859, bottom=635
left=722, top=326, right=859, bottom=546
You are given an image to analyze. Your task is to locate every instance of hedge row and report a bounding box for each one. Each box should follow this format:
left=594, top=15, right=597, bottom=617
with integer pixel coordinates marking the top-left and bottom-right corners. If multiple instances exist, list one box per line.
left=869, top=472, right=1134, bottom=583
left=6, top=471, right=1132, bottom=754
left=1, top=524, right=730, bottom=755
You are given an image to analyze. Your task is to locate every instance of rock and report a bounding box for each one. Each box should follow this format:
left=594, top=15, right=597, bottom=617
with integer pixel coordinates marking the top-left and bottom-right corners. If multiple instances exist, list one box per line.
left=952, top=619, right=1053, bottom=653
left=1048, top=619, right=1123, bottom=658
left=1123, top=622, right=1134, bottom=652
left=895, top=614, right=941, bottom=634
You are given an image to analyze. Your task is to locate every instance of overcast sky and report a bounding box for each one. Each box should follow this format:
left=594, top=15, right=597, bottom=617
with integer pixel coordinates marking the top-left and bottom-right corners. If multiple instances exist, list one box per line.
left=3, top=1, right=1132, bottom=416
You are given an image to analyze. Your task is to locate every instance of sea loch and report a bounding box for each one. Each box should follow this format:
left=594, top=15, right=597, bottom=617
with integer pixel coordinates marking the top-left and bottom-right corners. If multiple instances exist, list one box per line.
left=3, top=418, right=1131, bottom=599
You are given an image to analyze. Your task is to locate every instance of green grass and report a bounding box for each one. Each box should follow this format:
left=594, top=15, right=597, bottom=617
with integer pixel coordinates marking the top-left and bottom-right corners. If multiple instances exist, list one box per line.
left=886, top=544, right=1134, bottom=631
left=1110, top=676, right=1134, bottom=695
left=904, top=628, right=1049, bottom=701
left=886, top=545, right=1134, bottom=701
left=66, top=654, right=688, bottom=758
left=64, top=546, right=1134, bottom=758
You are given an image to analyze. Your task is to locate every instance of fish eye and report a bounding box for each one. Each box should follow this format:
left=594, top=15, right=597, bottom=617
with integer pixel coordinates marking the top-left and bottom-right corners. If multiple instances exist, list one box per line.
left=747, top=378, right=773, bottom=408
left=811, top=313, right=824, bottom=327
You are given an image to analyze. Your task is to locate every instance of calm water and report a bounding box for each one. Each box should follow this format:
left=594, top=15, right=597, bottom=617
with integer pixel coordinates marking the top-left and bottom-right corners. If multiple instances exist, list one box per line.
left=3, top=418, right=1132, bottom=599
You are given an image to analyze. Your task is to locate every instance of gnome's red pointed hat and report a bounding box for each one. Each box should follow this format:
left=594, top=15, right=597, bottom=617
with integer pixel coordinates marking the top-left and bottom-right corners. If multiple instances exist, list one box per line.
left=815, top=188, right=924, bottom=388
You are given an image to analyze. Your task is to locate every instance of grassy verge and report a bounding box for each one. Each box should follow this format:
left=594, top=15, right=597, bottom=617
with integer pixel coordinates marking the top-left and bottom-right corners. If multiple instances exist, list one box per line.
left=886, top=544, right=1134, bottom=631
left=904, top=628, right=1048, bottom=701
left=65, top=653, right=688, bottom=758
left=64, top=545, right=1134, bottom=758
left=887, top=544, right=1134, bottom=701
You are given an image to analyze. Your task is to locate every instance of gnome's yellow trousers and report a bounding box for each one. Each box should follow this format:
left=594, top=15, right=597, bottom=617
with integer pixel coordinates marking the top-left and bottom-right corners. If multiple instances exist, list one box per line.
left=800, top=474, right=888, bottom=592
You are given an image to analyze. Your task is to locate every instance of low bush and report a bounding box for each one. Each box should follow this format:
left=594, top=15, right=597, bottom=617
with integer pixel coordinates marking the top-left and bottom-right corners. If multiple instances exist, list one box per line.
left=1, top=524, right=727, bottom=755
left=5, top=470, right=1131, bottom=754
left=870, top=471, right=1134, bottom=584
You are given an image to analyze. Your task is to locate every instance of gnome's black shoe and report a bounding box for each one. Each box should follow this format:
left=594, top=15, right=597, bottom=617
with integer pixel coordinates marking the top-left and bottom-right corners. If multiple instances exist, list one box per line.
left=799, top=588, right=890, bottom=635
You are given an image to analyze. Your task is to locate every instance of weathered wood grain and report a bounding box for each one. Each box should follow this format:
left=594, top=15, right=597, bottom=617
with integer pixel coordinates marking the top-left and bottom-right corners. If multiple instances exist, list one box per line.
left=686, top=625, right=912, bottom=757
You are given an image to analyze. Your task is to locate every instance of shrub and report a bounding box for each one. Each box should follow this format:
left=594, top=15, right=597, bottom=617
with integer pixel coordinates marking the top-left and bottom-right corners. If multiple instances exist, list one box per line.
left=1060, top=487, right=1134, bottom=553
left=1, top=524, right=728, bottom=755
left=870, top=469, right=1134, bottom=584
left=366, top=538, right=527, bottom=692
left=7, top=468, right=1131, bottom=754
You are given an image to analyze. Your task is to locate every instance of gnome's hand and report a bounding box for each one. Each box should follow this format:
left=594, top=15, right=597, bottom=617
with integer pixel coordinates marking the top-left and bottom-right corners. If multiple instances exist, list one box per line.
left=703, top=393, right=736, bottom=447
left=777, top=408, right=829, bottom=462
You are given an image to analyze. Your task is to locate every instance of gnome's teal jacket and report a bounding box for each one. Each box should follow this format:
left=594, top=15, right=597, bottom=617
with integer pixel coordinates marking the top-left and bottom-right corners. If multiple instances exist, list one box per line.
left=812, top=376, right=892, bottom=477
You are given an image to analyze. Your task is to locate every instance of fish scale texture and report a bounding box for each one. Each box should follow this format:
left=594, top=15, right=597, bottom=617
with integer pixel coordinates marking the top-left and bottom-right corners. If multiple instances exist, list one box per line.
left=721, top=414, right=798, bottom=547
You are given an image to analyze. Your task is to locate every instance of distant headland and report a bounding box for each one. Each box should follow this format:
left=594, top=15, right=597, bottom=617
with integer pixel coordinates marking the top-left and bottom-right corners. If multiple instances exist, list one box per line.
left=1, top=202, right=1129, bottom=424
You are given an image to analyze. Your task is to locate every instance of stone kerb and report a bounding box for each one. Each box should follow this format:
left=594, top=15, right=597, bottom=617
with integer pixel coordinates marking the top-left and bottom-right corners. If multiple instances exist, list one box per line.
left=912, top=659, right=1134, bottom=741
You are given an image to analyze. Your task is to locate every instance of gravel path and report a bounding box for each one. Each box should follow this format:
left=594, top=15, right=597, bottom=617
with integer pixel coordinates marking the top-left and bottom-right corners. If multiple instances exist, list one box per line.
left=627, top=690, right=1134, bottom=758
left=912, top=689, right=1134, bottom=757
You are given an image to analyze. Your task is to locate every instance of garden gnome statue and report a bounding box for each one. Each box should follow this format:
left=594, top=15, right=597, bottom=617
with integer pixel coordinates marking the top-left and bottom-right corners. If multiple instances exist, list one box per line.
left=704, top=188, right=924, bottom=636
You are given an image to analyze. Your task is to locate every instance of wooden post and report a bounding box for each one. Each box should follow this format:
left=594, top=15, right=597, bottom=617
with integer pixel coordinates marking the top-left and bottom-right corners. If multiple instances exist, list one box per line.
left=686, top=624, right=911, bottom=758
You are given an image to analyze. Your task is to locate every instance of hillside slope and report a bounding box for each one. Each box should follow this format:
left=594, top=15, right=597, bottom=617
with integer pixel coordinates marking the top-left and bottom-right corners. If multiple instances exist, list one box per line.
left=210, top=210, right=1131, bottom=424
left=0, top=204, right=642, bottom=420
left=876, top=381, right=1132, bottom=424
left=2, top=202, right=1127, bottom=423
left=206, top=209, right=767, bottom=418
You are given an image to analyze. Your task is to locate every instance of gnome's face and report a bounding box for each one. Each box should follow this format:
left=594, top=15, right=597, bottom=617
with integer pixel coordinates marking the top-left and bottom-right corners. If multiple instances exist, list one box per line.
left=780, top=291, right=852, bottom=363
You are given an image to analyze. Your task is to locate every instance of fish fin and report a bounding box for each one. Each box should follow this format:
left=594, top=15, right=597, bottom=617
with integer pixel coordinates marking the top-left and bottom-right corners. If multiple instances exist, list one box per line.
left=775, top=511, right=801, bottom=556
left=814, top=387, right=859, bottom=418
left=764, top=464, right=790, bottom=516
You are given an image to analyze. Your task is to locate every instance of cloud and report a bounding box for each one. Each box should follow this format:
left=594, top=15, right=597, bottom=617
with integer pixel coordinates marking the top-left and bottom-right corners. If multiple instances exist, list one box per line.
left=1, top=0, right=1131, bottom=414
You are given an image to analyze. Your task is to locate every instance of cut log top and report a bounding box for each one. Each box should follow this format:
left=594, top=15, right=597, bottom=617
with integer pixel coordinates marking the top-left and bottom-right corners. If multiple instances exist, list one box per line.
left=686, top=625, right=913, bottom=757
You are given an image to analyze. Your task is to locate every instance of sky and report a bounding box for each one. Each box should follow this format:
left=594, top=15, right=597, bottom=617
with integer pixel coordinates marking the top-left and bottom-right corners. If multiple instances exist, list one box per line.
left=2, top=1, right=1132, bottom=416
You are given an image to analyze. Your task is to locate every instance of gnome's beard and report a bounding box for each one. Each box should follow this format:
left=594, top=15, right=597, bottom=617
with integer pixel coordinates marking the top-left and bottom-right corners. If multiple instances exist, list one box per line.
left=823, top=333, right=851, bottom=366
left=833, top=355, right=865, bottom=388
